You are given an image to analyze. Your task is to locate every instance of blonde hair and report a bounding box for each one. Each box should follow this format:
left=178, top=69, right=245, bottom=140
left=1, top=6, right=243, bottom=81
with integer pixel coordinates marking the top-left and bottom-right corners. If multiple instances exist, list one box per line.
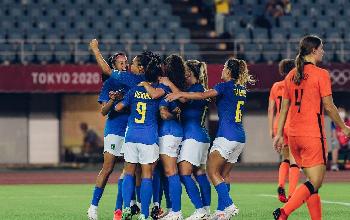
left=226, top=58, right=255, bottom=86
left=185, top=60, right=209, bottom=90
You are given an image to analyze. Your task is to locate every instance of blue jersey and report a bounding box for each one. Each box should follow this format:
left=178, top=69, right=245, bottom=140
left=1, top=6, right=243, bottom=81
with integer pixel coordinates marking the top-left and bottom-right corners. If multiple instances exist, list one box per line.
left=110, top=70, right=145, bottom=91
left=122, top=83, right=168, bottom=145
left=181, top=83, right=210, bottom=143
left=214, top=80, right=246, bottom=143
left=98, top=71, right=144, bottom=137
left=159, top=99, right=183, bottom=138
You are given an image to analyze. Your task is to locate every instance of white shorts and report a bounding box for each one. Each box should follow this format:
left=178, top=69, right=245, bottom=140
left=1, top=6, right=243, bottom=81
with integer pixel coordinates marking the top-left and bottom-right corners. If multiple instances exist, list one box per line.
left=178, top=139, right=210, bottom=166
left=159, top=135, right=182, bottom=158
left=121, top=142, right=159, bottom=164
left=210, top=137, right=245, bottom=163
left=104, top=134, right=124, bottom=157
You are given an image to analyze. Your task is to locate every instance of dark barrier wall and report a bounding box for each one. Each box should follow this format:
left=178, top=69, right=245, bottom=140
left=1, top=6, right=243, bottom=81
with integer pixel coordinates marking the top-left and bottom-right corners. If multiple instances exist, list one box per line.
left=0, top=64, right=349, bottom=92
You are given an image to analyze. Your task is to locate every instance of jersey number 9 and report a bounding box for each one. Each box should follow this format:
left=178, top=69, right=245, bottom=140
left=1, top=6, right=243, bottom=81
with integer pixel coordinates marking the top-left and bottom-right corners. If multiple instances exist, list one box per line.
left=135, top=102, right=147, bottom=123
left=235, top=101, right=244, bottom=123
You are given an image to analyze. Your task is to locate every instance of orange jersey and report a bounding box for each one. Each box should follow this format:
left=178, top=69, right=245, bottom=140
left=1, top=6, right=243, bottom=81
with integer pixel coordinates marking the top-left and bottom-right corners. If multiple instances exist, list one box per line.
left=269, top=81, right=290, bottom=135
left=283, top=64, right=332, bottom=138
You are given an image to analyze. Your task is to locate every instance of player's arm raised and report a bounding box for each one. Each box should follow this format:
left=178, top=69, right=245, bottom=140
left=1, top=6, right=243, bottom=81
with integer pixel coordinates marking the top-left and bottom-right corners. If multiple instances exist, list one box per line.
left=89, top=39, right=112, bottom=75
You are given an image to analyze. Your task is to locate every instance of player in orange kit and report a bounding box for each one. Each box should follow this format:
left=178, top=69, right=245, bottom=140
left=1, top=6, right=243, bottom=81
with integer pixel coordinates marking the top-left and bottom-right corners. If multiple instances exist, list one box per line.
left=273, top=35, right=350, bottom=220
left=268, top=59, right=300, bottom=203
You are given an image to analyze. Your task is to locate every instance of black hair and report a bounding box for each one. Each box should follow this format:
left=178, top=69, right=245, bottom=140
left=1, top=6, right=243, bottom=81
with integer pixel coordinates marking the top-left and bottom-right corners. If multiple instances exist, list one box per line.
left=295, top=35, right=322, bottom=85
left=164, top=54, right=186, bottom=90
left=144, top=52, right=162, bottom=83
left=135, top=50, right=159, bottom=72
left=107, top=52, right=127, bottom=69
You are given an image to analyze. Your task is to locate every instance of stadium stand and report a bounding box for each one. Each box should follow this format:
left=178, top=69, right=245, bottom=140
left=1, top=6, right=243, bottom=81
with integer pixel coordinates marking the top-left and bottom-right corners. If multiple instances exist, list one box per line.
left=0, top=0, right=350, bottom=64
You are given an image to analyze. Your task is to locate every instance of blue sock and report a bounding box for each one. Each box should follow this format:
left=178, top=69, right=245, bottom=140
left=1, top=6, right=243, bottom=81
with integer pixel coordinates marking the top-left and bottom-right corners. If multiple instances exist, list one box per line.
left=122, top=174, right=135, bottom=208
left=196, top=174, right=211, bottom=207
left=91, top=186, right=104, bottom=206
left=215, top=182, right=233, bottom=211
left=115, top=178, right=123, bottom=210
left=136, top=186, right=141, bottom=203
left=226, top=183, right=231, bottom=193
left=168, top=174, right=182, bottom=212
left=180, top=175, right=203, bottom=209
left=162, top=176, right=172, bottom=209
left=131, top=186, right=136, bottom=202
left=152, top=168, right=161, bottom=205
left=141, top=178, right=153, bottom=218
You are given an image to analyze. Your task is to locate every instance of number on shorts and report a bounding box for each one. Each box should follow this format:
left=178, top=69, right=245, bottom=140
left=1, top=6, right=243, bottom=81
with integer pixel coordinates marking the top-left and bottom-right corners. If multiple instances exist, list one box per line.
left=294, top=89, right=303, bottom=113
left=235, top=101, right=244, bottom=122
left=135, top=102, right=147, bottom=123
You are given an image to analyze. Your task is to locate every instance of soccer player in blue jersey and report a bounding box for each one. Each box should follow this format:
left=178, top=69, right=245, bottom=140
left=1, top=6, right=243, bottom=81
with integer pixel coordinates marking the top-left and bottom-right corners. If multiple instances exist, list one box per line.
left=166, top=58, right=255, bottom=219
left=88, top=39, right=146, bottom=220
left=114, top=54, right=167, bottom=220
left=162, top=60, right=211, bottom=220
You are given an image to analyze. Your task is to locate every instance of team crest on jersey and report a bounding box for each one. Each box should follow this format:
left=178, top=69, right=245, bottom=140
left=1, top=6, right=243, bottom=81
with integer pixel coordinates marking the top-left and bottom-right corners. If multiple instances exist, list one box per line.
left=111, top=144, right=115, bottom=150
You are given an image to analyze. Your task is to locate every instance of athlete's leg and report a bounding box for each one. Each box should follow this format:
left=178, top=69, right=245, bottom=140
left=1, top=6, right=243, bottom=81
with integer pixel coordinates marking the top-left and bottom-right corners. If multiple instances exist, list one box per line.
left=140, top=163, right=156, bottom=218
left=222, top=162, right=233, bottom=192
left=288, top=148, right=300, bottom=198
left=195, top=165, right=211, bottom=210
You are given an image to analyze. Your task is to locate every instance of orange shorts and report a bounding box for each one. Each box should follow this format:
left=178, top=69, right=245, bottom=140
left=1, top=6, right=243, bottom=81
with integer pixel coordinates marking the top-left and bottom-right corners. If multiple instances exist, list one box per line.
left=288, top=136, right=328, bottom=168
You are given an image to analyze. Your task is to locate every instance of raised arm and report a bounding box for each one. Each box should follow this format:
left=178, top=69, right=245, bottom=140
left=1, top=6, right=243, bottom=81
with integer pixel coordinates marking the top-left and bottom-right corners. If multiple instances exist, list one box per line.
left=89, top=39, right=112, bottom=75
left=267, top=99, right=276, bottom=139
left=166, top=89, right=218, bottom=102
left=323, top=95, right=350, bottom=137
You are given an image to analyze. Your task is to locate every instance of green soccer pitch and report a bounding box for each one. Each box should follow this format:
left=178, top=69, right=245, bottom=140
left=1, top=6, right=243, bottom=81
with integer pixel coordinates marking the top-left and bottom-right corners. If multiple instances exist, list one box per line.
left=0, top=183, right=349, bottom=220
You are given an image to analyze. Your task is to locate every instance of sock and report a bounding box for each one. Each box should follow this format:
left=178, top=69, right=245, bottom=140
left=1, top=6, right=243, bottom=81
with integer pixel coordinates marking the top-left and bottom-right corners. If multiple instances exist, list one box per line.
left=288, top=164, right=300, bottom=198
left=131, top=186, right=136, bottom=202
left=136, top=186, right=141, bottom=203
left=282, top=181, right=314, bottom=215
left=180, top=175, right=203, bottom=209
left=214, top=182, right=233, bottom=211
left=91, top=186, right=104, bottom=206
left=168, top=174, right=182, bottom=212
left=152, top=168, right=161, bottom=205
left=141, top=178, right=153, bottom=218
left=306, top=192, right=322, bottom=220
left=226, top=183, right=231, bottom=193
left=163, top=175, right=172, bottom=209
left=115, top=178, right=123, bottom=210
left=278, top=160, right=290, bottom=188
left=122, top=174, right=135, bottom=208
left=195, top=174, right=211, bottom=207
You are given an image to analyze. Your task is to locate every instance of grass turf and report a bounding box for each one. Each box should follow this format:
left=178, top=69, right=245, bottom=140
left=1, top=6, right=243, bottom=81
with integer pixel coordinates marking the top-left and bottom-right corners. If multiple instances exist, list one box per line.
left=0, top=183, right=349, bottom=219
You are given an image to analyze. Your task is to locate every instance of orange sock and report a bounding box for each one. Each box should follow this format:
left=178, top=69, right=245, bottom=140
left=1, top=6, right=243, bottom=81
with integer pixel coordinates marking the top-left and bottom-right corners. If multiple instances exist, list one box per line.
left=278, top=160, right=290, bottom=188
left=282, top=181, right=314, bottom=216
left=307, top=193, right=322, bottom=220
left=288, top=164, right=300, bottom=197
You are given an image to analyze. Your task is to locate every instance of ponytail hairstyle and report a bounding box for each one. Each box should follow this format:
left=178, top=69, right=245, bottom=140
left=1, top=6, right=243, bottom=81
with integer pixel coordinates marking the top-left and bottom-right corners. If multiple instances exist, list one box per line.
left=145, top=53, right=163, bottom=83
left=164, top=54, right=186, bottom=90
left=185, top=60, right=209, bottom=90
left=294, top=35, right=322, bottom=85
left=226, top=58, right=255, bottom=86
left=278, top=59, right=295, bottom=77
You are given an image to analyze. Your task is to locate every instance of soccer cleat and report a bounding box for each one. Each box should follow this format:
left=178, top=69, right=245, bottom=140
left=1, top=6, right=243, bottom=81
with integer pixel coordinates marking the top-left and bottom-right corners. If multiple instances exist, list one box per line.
left=113, top=209, right=122, bottom=220
left=224, top=204, right=239, bottom=218
left=122, top=208, right=132, bottom=220
left=151, top=206, right=164, bottom=220
left=158, top=209, right=171, bottom=219
left=131, top=203, right=141, bottom=215
left=160, top=211, right=184, bottom=220
left=185, top=208, right=208, bottom=220
left=273, top=208, right=288, bottom=220
left=87, top=205, right=98, bottom=220
left=277, top=187, right=288, bottom=203
left=208, top=210, right=227, bottom=220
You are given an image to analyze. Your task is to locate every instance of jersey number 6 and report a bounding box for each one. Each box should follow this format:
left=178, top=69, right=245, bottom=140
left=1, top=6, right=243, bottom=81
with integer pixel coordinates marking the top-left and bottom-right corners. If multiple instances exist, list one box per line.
left=235, top=101, right=244, bottom=123
left=135, top=102, right=147, bottom=124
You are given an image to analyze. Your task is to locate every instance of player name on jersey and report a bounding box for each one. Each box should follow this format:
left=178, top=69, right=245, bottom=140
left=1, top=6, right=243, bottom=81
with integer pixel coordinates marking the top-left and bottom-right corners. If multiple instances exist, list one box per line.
left=134, top=91, right=152, bottom=100
left=234, top=88, right=246, bottom=97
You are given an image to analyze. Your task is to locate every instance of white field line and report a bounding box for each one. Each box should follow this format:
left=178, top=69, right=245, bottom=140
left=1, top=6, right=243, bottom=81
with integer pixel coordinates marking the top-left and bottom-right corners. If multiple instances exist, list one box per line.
left=258, top=194, right=350, bottom=207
